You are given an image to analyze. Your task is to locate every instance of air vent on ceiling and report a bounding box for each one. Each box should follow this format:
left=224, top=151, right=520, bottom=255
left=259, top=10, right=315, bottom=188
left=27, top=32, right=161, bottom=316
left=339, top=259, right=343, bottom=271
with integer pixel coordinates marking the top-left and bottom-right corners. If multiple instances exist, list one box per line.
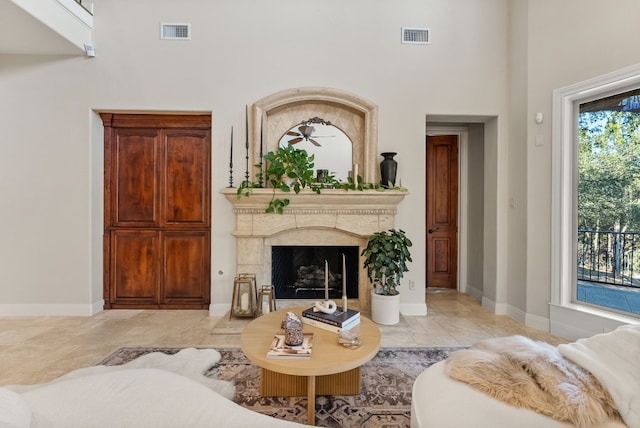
left=402, top=27, right=431, bottom=45
left=161, top=23, right=191, bottom=40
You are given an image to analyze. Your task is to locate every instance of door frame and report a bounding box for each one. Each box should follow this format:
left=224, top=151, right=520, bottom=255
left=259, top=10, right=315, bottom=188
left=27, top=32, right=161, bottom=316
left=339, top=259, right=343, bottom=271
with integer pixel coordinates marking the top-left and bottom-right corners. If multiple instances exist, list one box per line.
left=426, top=126, right=468, bottom=293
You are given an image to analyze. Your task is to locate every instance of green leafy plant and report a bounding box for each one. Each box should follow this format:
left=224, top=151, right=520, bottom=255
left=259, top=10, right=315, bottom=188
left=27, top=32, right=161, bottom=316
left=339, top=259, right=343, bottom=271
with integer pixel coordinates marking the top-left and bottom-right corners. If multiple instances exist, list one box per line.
left=361, top=228, right=413, bottom=295
left=236, top=144, right=407, bottom=213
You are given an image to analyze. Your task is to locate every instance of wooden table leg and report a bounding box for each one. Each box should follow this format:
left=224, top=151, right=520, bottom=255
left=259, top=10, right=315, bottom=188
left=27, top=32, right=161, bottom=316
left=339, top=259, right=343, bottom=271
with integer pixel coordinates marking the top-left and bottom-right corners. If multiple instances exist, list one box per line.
left=307, top=375, right=316, bottom=426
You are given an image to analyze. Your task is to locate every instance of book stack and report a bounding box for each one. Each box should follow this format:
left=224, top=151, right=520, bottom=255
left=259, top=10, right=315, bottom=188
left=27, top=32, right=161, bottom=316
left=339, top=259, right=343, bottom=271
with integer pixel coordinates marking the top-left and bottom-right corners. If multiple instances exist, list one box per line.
left=266, top=333, right=314, bottom=359
left=301, top=306, right=360, bottom=333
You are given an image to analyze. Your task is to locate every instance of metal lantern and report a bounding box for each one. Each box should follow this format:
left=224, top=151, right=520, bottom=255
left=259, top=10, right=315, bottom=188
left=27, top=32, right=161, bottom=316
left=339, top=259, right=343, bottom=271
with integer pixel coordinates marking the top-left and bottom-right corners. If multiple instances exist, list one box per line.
left=230, top=274, right=257, bottom=318
left=255, top=285, right=277, bottom=317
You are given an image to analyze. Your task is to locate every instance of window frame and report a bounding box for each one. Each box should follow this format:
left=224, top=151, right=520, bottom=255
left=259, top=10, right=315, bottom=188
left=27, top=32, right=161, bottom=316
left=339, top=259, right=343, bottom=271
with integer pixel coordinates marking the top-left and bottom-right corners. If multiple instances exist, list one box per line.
left=551, top=64, right=640, bottom=340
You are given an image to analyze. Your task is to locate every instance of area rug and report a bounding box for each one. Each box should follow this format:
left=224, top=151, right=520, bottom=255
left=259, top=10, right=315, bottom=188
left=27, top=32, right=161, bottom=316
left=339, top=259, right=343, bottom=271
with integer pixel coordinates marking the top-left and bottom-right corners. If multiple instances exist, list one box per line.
left=99, top=346, right=462, bottom=428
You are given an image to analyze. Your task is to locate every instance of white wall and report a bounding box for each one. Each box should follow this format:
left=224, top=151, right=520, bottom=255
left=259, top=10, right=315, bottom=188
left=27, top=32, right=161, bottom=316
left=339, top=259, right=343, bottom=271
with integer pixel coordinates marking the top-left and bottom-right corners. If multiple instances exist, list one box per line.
left=0, top=0, right=512, bottom=316
left=521, top=0, right=640, bottom=328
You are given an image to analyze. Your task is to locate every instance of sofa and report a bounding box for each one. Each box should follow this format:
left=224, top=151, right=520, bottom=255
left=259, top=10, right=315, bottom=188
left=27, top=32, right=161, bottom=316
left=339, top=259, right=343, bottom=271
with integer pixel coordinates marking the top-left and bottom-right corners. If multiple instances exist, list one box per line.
left=1, top=348, right=311, bottom=428
left=411, top=324, right=639, bottom=428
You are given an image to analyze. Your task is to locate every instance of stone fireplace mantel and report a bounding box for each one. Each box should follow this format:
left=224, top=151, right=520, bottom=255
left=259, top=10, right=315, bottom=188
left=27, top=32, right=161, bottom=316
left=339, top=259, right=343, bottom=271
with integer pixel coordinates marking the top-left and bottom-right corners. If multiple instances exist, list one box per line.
left=222, top=188, right=407, bottom=309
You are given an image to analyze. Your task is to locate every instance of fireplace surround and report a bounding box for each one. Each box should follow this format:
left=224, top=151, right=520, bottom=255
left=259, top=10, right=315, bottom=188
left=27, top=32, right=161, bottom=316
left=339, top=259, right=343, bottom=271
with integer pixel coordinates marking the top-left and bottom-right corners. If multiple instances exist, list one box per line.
left=223, top=188, right=407, bottom=309
left=223, top=87, right=407, bottom=310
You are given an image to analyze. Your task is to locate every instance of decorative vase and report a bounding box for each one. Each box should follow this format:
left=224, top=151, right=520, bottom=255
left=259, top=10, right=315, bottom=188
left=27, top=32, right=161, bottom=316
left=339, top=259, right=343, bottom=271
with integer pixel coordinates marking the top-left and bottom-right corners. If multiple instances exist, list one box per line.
left=380, top=152, right=397, bottom=188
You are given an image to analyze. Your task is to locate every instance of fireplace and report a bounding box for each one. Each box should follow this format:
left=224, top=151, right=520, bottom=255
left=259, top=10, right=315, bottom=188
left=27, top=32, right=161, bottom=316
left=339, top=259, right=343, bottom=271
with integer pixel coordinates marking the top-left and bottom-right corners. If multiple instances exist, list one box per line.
left=223, top=188, right=407, bottom=310
left=272, top=246, right=359, bottom=299
left=223, top=87, right=407, bottom=310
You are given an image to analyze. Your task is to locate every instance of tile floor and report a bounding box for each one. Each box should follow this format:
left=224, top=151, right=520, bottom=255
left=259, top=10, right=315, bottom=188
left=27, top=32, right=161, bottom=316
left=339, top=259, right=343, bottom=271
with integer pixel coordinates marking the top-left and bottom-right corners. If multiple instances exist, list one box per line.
left=0, top=289, right=566, bottom=386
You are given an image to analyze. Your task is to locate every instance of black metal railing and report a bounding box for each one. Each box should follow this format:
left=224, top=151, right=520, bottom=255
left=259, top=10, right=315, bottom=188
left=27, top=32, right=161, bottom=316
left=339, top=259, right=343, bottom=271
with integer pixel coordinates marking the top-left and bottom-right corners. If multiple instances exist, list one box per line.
left=578, top=229, right=640, bottom=288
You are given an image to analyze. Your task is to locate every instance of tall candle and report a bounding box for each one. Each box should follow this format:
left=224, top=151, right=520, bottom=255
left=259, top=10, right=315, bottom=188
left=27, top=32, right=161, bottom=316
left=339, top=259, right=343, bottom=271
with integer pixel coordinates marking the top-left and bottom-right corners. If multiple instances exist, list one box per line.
left=324, top=260, right=329, bottom=301
left=229, top=126, right=233, bottom=166
left=342, top=253, right=348, bottom=311
left=353, top=163, right=359, bottom=181
left=240, top=292, right=249, bottom=312
left=245, top=105, right=249, bottom=149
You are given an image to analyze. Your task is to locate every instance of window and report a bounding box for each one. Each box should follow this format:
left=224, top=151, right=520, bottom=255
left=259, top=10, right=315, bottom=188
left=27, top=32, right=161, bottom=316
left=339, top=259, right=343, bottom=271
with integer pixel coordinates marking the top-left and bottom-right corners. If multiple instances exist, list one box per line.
left=577, top=90, right=640, bottom=316
left=551, top=64, right=640, bottom=339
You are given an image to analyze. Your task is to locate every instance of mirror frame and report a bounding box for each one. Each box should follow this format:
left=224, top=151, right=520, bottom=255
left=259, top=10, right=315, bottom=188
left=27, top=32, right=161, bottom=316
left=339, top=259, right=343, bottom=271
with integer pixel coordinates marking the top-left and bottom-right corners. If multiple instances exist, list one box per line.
left=248, top=87, right=378, bottom=185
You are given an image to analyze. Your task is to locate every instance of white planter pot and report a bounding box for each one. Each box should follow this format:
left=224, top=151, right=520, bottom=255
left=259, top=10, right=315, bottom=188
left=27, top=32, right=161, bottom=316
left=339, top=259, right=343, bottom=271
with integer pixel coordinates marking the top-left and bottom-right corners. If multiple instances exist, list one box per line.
left=370, top=289, right=400, bottom=325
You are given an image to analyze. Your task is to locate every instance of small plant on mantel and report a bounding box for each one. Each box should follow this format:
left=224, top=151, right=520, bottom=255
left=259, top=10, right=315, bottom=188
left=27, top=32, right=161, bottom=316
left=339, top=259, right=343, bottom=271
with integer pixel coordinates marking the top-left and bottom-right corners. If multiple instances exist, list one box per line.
left=237, top=144, right=320, bottom=213
left=237, top=144, right=405, bottom=214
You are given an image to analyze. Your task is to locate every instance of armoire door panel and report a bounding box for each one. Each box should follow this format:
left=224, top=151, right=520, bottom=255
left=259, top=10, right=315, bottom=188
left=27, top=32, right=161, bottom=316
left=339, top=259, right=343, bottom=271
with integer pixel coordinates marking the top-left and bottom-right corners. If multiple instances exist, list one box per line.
left=163, top=231, right=210, bottom=304
left=111, top=230, right=160, bottom=304
left=163, top=130, right=211, bottom=227
left=102, top=114, right=211, bottom=310
left=113, top=129, right=161, bottom=227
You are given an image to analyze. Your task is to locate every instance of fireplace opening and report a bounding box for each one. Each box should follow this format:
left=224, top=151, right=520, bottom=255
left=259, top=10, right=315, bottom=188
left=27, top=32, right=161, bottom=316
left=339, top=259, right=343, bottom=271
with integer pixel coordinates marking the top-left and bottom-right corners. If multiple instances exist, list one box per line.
left=272, top=246, right=359, bottom=299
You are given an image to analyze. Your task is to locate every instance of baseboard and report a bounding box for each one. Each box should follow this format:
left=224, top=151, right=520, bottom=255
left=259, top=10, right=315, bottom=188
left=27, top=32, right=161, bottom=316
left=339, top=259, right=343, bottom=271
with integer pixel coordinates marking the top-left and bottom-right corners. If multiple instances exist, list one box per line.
left=481, top=296, right=508, bottom=315
left=549, top=303, right=635, bottom=341
left=91, top=299, right=104, bottom=315
left=209, top=303, right=230, bottom=317
left=400, top=302, right=427, bottom=316
left=0, top=303, right=99, bottom=316
left=464, top=285, right=483, bottom=302
left=525, top=311, right=550, bottom=332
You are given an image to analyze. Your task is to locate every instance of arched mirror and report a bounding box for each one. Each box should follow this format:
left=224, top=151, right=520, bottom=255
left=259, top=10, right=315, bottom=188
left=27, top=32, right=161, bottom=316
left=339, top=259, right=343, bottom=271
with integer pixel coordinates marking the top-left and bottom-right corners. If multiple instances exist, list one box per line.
left=278, top=117, right=352, bottom=182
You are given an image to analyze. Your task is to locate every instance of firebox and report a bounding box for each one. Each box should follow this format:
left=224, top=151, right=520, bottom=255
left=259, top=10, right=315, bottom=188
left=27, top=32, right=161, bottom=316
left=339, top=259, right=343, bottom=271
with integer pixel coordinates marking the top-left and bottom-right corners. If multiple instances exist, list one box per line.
left=272, top=246, right=359, bottom=299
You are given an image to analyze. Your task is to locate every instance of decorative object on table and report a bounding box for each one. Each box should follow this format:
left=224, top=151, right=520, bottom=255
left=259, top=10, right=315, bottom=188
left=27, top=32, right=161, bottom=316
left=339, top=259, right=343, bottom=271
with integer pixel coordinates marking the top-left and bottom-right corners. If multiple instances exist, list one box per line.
left=280, top=311, right=302, bottom=329
left=301, top=306, right=360, bottom=333
left=362, top=228, right=413, bottom=325
left=228, top=126, right=234, bottom=188
left=255, top=285, right=276, bottom=317
left=380, top=152, right=398, bottom=188
left=313, top=259, right=338, bottom=314
left=281, top=314, right=304, bottom=347
left=229, top=274, right=257, bottom=318
left=266, top=333, right=314, bottom=359
left=338, top=329, right=362, bottom=349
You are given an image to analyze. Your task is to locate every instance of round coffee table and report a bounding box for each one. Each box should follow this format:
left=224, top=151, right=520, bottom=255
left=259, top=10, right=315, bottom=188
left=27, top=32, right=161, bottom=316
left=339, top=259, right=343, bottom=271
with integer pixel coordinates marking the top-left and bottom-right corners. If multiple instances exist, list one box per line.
left=241, top=306, right=381, bottom=426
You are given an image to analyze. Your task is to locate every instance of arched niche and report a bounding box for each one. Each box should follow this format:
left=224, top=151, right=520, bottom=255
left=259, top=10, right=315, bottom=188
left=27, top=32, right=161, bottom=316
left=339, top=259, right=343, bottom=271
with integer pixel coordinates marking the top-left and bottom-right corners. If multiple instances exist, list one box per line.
left=249, top=87, right=378, bottom=184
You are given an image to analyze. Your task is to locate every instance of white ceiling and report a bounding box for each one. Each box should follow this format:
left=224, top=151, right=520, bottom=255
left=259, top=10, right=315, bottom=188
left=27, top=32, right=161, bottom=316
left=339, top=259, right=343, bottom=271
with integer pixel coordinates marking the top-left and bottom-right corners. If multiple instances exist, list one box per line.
left=0, top=0, right=84, bottom=55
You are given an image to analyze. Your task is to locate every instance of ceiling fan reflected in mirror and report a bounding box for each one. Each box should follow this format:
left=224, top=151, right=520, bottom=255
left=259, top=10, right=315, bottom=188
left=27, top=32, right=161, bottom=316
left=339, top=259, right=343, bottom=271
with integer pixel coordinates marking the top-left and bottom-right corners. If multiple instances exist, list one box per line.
left=286, top=117, right=335, bottom=147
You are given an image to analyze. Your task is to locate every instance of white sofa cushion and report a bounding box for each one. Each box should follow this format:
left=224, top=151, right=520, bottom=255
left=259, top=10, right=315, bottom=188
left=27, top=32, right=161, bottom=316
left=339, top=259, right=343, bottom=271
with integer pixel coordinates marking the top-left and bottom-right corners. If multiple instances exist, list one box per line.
left=0, top=387, right=31, bottom=428
left=410, top=361, right=627, bottom=428
left=21, top=368, right=310, bottom=428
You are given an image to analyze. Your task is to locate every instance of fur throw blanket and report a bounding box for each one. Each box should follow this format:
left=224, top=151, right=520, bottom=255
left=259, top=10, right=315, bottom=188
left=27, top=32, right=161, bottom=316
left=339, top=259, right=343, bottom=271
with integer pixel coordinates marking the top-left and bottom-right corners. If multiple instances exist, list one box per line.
left=444, top=335, right=623, bottom=427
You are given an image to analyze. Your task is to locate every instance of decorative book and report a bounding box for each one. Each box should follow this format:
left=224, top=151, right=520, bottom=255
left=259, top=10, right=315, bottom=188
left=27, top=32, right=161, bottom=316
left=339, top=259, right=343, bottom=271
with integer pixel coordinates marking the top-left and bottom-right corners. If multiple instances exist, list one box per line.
left=266, top=333, right=314, bottom=359
left=301, top=306, right=360, bottom=327
left=301, top=315, right=360, bottom=333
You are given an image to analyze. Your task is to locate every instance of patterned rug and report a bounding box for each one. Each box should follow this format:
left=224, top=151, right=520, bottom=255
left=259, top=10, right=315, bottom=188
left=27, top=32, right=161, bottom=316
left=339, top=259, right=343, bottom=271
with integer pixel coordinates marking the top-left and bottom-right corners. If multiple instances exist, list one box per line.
left=99, top=346, right=461, bottom=428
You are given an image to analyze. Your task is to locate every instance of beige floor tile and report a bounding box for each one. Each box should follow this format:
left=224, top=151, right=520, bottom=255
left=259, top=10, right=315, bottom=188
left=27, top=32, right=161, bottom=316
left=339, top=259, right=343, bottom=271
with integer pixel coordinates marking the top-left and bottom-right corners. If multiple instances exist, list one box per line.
left=0, top=289, right=566, bottom=385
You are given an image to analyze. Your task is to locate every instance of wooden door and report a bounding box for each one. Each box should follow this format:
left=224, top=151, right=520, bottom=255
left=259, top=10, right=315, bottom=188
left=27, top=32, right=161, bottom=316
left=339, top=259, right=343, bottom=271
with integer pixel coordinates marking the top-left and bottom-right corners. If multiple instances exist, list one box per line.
left=426, top=135, right=458, bottom=289
left=102, top=114, right=211, bottom=309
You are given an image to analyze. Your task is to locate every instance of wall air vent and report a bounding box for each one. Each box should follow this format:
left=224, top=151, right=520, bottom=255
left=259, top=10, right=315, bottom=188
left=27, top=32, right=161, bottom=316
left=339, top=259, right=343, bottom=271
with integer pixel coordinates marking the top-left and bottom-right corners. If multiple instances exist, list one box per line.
left=402, top=27, right=431, bottom=45
left=161, top=23, right=191, bottom=40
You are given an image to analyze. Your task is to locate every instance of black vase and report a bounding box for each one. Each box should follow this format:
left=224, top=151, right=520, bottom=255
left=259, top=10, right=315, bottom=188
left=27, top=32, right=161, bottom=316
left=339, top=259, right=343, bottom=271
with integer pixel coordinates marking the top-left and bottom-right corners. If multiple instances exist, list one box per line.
left=380, top=152, right=397, bottom=188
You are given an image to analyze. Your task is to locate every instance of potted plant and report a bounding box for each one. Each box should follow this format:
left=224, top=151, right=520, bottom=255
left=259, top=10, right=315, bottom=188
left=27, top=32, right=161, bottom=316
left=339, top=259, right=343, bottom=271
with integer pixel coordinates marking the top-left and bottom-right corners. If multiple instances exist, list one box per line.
left=361, top=228, right=413, bottom=325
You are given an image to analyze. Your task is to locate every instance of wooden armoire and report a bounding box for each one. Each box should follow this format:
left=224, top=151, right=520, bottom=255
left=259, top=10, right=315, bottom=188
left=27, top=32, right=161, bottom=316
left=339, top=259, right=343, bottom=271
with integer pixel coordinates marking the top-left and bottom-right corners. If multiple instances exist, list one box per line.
left=101, top=114, right=211, bottom=309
